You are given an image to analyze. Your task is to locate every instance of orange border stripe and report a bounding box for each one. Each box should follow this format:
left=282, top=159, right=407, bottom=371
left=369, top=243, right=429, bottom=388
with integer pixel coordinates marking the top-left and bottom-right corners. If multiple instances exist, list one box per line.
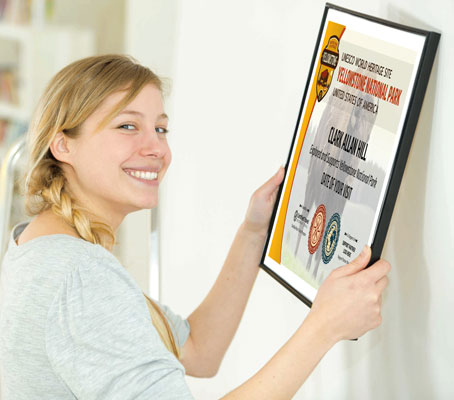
left=268, top=22, right=346, bottom=263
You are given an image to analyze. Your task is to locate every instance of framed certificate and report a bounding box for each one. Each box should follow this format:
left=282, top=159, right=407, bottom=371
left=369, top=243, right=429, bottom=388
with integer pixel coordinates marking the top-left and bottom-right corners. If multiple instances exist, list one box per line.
left=260, top=3, right=440, bottom=307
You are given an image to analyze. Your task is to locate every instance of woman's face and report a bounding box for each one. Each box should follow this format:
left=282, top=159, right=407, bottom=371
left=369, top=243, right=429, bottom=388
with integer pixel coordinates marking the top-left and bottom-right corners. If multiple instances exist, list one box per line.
left=61, top=83, right=171, bottom=227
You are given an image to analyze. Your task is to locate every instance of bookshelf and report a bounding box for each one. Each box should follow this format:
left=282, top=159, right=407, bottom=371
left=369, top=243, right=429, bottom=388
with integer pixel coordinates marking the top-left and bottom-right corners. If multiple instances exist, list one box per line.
left=0, top=22, right=95, bottom=137
left=0, top=17, right=95, bottom=240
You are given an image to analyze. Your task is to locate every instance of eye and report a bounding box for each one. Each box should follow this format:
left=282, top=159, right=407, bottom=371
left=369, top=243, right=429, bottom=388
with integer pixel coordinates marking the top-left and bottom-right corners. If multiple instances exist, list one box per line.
left=156, top=127, right=169, bottom=134
left=118, top=123, right=137, bottom=131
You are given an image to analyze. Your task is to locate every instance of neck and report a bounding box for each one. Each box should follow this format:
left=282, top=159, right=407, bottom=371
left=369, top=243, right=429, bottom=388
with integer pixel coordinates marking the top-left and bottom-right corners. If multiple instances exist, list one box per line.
left=39, top=207, right=118, bottom=250
left=62, top=179, right=124, bottom=233
left=35, top=210, right=82, bottom=238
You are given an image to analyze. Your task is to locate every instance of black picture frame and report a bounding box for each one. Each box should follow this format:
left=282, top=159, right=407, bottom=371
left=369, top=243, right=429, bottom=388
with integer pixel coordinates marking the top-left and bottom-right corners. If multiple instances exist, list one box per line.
left=260, top=3, right=440, bottom=308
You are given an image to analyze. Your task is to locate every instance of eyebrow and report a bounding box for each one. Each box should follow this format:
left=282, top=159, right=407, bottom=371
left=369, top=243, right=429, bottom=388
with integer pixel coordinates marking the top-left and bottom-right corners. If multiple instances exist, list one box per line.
left=116, top=110, right=169, bottom=120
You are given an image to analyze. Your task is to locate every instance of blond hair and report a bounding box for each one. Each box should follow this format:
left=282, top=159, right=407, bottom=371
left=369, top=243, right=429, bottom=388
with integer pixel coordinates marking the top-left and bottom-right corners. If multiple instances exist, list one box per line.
left=23, top=54, right=181, bottom=358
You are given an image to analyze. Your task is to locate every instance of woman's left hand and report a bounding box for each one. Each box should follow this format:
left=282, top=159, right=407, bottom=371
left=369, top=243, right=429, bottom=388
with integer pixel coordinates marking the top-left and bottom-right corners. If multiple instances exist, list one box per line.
left=243, top=167, right=285, bottom=237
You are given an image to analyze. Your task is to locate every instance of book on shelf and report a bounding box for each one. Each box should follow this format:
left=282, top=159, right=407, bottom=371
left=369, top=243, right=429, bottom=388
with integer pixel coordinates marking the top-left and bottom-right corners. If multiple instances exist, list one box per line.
left=0, top=67, right=19, bottom=105
left=0, top=0, right=7, bottom=20
left=0, top=0, right=29, bottom=24
left=0, top=118, right=27, bottom=154
left=0, top=0, right=55, bottom=25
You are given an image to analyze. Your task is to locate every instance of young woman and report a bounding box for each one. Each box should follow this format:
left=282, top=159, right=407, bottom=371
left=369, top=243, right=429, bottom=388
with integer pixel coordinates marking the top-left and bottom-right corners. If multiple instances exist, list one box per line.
left=0, top=55, right=390, bottom=399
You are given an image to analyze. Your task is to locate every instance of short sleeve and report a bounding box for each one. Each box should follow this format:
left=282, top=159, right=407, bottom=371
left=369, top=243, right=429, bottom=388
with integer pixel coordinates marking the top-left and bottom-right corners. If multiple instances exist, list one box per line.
left=156, top=300, right=191, bottom=348
left=45, top=256, right=195, bottom=400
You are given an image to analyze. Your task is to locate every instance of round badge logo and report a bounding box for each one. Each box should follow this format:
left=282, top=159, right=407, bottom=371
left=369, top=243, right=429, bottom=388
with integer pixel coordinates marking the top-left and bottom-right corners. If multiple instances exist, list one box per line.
left=308, top=204, right=326, bottom=254
left=316, top=35, right=340, bottom=102
left=322, top=213, right=341, bottom=264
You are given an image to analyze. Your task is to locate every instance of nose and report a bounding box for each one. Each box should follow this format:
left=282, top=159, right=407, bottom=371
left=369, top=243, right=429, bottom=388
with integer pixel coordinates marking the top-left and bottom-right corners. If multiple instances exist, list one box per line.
left=138, top=129, right=167, bottom=158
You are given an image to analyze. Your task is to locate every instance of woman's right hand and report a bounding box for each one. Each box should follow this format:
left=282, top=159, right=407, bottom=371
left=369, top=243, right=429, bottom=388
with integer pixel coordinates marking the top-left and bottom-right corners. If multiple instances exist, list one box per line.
left=221, top=246, right=390, bottom=399
left=307, top=246, right=391, bottom=343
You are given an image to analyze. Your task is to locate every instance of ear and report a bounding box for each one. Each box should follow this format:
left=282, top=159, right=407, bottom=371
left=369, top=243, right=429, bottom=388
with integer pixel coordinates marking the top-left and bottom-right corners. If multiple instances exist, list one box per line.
left=49, top=132, right=72, bottom=164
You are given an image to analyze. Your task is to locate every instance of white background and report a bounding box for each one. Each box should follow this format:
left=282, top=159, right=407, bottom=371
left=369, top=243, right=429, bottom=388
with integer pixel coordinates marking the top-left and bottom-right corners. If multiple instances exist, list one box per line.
left=126, top=0, right=453, bottom=398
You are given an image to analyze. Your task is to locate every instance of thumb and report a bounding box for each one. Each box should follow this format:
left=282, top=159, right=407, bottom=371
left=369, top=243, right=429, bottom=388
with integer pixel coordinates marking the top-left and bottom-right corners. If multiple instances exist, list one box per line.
left=337, top=245, right=371, bottom=276
left=259, top=166, right=285, bottom=197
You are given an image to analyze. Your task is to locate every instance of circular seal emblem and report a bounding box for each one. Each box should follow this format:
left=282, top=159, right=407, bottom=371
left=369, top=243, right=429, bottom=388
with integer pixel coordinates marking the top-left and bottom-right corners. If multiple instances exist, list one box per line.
left=308, top=204, right=326, bottom=254
left=322, top=213, right=341, bottom=264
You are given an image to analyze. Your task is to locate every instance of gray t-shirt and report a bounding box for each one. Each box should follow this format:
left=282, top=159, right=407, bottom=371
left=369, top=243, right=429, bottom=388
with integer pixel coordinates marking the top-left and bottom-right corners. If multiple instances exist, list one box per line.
left=0, top=222, right=195, bottom=399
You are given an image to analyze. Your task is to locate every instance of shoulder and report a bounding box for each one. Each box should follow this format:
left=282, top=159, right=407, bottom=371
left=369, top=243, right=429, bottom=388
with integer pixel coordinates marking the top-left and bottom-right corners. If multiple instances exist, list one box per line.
left=42, top=236, right=142, bottom=306
left=9, top=219, right=117, bottom=271
left=11, top=212, right=115, bottom=271
left=5, top=223, right=137, bottom=304
left=8, top=219, right=142, bottom=304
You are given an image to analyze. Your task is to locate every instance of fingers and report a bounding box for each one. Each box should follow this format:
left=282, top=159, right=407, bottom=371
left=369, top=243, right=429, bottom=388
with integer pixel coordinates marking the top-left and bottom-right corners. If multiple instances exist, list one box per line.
left=363, top=259, right=391, bottom=282
left=375, top=274, right=389, bottom=293
left=374, top=275, right=389, bottom=312
left=334, top=245, right=371, bottom=277
left=312, top=248, right=391, bottom=341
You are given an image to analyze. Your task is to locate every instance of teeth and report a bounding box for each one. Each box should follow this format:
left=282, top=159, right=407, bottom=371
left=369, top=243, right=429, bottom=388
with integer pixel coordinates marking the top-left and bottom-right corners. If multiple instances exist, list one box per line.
left=126, top=170, right=158, bottom=181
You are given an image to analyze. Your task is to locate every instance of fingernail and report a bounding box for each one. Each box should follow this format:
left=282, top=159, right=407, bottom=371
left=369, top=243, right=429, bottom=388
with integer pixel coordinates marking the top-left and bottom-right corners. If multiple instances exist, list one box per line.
left=361, top=245, right=368, bottom=256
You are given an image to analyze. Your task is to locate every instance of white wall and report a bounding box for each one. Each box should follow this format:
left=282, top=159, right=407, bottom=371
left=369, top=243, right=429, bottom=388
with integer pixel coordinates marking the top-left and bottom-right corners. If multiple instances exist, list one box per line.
left=126, top=1, right=453, bottom=398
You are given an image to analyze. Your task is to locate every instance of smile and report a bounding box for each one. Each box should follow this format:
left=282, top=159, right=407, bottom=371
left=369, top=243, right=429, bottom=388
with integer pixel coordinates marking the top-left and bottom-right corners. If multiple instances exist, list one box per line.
left=124, top=169, right=158, bottom=181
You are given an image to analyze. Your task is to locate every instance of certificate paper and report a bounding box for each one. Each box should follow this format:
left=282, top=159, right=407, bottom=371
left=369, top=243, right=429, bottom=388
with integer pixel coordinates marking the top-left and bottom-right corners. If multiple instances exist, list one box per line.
left=261, top=4, right=439, bottom=306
